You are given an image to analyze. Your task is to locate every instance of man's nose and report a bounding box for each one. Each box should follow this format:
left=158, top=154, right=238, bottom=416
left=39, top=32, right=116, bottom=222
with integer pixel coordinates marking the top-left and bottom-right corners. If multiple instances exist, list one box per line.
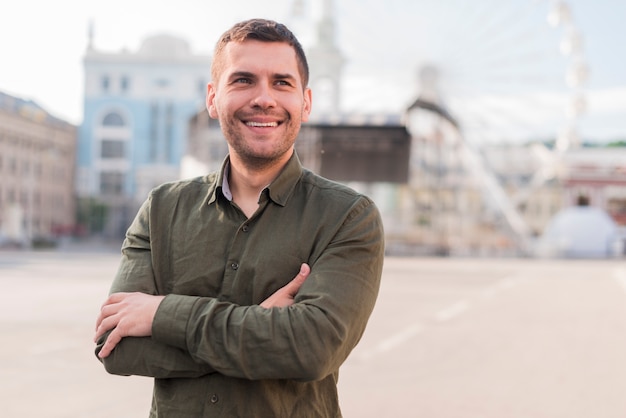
left=251, top=83, right=277, bottom=108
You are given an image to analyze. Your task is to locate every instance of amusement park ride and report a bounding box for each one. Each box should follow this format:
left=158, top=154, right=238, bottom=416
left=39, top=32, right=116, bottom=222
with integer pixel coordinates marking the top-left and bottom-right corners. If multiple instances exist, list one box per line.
left=387, top=0, right=593, bottom=255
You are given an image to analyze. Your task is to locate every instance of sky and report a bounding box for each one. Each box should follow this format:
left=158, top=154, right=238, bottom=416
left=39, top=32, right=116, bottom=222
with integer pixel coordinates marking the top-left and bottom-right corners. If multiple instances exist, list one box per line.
left=1, top=0, right=625, bottom=143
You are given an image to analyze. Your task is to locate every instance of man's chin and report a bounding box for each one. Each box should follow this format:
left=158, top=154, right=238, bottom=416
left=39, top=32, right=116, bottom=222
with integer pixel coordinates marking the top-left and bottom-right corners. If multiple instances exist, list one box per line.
left=237, top=149, right=293, bottom=170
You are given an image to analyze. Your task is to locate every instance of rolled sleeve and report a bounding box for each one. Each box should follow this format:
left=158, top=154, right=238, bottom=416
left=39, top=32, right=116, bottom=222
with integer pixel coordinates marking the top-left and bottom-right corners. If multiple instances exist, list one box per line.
left=152, top=294, right=201, bottom=350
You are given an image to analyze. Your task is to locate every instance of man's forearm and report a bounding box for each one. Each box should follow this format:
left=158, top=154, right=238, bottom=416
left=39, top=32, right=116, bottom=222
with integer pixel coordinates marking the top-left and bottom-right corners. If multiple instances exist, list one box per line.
left=96, top=333, right=215, bottom=378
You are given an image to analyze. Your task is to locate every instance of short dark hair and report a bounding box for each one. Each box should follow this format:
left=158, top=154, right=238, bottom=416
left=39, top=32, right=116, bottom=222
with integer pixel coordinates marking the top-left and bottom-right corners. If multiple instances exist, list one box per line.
left=211, top=18, right=309, bottom=89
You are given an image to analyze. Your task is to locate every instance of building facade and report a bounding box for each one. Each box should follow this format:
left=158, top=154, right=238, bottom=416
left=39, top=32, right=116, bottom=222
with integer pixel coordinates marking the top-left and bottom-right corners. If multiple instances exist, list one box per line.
left=560, top=148, right=626, bottom=225
left=0, top=91, right=77, bottom=246
left=77, top=34, right=210, bottom=237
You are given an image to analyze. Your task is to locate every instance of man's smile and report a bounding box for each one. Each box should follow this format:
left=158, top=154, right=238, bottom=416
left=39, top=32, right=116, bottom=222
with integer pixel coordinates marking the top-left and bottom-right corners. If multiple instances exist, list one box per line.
left=245, top=121, right=280, bottom=127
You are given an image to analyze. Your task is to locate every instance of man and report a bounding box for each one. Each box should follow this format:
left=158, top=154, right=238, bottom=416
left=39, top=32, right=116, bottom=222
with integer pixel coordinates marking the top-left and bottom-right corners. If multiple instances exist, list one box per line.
left=94, top=18, right=384, bottom=417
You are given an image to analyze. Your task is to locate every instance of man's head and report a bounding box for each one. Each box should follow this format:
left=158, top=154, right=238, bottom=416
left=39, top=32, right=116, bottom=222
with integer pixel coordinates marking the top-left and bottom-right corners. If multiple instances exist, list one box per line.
left=211, top=18, right=309, bottom=90
left=206, top=19, right=312, bottom=171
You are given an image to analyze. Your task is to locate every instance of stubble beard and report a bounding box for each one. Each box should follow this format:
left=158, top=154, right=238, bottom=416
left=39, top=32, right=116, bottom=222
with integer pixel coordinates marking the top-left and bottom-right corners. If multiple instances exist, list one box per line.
left=222, top=111, right=300, bottom=171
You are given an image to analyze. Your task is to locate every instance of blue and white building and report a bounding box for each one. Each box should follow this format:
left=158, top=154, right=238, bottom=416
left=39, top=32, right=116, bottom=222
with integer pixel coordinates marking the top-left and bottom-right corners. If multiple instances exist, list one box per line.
left=77, top=32, right=210, bottom=237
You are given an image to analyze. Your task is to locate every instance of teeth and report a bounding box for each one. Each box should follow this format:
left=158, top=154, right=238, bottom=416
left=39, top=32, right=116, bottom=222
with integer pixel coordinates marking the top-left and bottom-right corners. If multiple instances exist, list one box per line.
left=246, top=121, right=278, bottom=127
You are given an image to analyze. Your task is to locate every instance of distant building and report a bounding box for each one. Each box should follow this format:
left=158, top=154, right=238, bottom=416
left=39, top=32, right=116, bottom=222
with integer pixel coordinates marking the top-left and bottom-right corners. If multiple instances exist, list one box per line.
left=400, top=86, right=626, bottom=257
left=182, top=109, right=228, bottom=179
left=77, top=33, right=210, bottom=237
left=397, top=82, right=565, bottom=257
left=0, top=91, right=77, bottom=246
left=306, top=0, right=344, bottom=115
left=559, top=148, right=626, bottom=225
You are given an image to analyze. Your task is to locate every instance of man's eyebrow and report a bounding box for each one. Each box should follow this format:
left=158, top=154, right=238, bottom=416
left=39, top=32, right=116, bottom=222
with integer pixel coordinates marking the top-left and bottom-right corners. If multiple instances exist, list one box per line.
left=226, top=71, right=298, bottom=83
left=274, top=72, right=297, bottom=80
left=228, top=71, right=255, bottom=80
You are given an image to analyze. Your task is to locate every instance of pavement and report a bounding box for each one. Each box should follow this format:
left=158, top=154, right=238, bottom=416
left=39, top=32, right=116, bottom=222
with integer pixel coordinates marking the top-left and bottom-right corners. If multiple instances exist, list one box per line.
left=1, top=250, right=626, bottom=417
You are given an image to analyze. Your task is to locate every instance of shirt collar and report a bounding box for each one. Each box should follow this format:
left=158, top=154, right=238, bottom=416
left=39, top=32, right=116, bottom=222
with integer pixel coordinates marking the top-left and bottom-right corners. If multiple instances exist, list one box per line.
left=266, top=151, right=303, bottom=207
left=208, top=152, right=303, bottom=207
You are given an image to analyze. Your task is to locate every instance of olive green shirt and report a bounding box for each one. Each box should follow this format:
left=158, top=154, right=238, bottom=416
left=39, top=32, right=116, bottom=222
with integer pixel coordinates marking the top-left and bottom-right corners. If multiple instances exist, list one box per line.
left=96, top=152, right=385, bottom=417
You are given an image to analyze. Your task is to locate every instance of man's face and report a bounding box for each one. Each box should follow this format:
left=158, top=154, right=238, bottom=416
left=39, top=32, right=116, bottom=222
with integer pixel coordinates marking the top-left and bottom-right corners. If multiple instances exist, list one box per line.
left=206, top=40, right=312, bottom=169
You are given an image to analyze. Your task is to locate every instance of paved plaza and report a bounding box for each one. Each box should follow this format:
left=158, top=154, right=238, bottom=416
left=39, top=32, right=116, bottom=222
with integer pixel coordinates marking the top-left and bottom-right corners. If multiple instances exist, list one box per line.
left=1, top=249, right=626, bottom=417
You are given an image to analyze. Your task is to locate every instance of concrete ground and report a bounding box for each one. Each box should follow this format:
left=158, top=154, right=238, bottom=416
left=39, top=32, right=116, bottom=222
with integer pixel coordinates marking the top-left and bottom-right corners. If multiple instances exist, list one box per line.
left=1, top=250, right=626, bottom=417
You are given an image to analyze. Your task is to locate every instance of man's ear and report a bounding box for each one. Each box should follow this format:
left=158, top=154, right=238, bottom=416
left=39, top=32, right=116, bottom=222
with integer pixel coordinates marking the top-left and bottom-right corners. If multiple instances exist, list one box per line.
left=301, top=87, right=312, bottom=122
left=206, top=83, right=218, bottom=119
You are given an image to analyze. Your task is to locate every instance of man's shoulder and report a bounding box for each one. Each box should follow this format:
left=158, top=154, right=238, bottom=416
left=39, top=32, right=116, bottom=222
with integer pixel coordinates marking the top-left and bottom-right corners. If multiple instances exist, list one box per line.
left=150, top=174, right=218, bottom=199
left=299, top=169, right=373, bottom=205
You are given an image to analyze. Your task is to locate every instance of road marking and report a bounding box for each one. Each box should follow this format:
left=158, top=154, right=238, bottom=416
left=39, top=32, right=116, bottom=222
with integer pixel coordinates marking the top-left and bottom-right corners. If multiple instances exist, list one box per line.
left=497, top=275, right=522, bottom=290
left=435, top=300, right=469, bottom=322
left=480, top=287, right=498, bottom=299
left=480, top=274, right=525, bottom=299
left=357, top=274, right=525, bottom=361
left=358, top=324, right=423, bottom=361
left=613, top=268, right=626, bottom=292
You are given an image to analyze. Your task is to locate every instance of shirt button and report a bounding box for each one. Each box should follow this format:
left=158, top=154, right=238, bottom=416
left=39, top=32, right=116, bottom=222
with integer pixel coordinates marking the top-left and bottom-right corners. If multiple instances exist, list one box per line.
left=210, top=394, right=219, bottom=404
left=231, top=262, right=239, bottom=270
left=242, top=225, right=249, bottom=232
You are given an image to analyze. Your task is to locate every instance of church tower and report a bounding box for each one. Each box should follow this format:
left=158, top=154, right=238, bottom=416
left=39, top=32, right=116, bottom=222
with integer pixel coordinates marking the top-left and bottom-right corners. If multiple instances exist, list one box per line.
left=306, top=0, right=344, bottom=115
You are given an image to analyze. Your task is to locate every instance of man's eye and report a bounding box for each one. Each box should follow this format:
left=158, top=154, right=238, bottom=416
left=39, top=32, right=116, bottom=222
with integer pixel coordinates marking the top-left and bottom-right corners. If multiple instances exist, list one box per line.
left=235, top=78, right=251, bottom=84
left=276, top=80, right=291, bottom=86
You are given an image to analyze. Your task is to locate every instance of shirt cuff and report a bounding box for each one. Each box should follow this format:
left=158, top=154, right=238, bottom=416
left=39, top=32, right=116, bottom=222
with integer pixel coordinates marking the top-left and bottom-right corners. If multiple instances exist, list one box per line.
left=152, top=293, right=199, bottom=350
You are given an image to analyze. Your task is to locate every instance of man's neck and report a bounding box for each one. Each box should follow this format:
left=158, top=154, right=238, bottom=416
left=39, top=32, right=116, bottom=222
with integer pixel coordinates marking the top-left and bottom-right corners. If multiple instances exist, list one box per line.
left=227, top=151, right=292, bottom=217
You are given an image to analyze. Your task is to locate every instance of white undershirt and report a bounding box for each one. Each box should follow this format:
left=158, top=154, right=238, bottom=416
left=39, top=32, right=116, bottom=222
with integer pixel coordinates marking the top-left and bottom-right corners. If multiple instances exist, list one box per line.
left=221, top=162, right=233, bottom=201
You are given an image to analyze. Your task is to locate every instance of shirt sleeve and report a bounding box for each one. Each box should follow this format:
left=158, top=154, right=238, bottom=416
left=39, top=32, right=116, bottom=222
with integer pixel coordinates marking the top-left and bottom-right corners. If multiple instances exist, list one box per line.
left=151, top=196, right=385, bottom=381
left=95, top=194, right=215, bottom=379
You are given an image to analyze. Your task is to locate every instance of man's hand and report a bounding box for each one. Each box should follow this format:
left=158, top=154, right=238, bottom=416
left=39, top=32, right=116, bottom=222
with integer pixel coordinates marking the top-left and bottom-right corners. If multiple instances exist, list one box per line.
left=94, top=292, right=165, bottom=359
left=260, top=263, right=310, bottom=309
left=94, top=264, right=309, bottom=357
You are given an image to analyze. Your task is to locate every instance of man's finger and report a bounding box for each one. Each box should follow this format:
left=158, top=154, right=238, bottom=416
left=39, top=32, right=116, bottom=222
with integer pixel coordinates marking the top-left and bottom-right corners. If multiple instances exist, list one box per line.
left=95, top=302, right=117, bottom=331
left=95, top=293, right=128, bottom=330
left=259, top=263, right=311, bottom=309
left=98, top=329, right=122, bottom=358
left=94, top=314, right=118, bottom=342
left=100, top=292, right=129, bottom=309
left=284, top=263, right=310, bottom=293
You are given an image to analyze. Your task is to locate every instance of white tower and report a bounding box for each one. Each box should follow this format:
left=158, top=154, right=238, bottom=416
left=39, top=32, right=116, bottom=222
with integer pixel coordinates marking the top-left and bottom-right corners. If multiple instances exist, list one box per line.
left=306, top=0, right=344, bottom=115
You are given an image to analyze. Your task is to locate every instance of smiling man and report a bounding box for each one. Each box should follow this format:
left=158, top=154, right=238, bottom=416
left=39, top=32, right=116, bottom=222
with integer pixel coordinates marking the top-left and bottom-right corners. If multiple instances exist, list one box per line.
left=94, top=19, right=384, bottom=418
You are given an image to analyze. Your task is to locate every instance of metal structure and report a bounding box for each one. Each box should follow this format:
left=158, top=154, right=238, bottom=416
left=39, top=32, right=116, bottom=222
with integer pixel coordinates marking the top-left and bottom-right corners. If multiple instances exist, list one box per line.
left=399, top=0, right=590, bottom=255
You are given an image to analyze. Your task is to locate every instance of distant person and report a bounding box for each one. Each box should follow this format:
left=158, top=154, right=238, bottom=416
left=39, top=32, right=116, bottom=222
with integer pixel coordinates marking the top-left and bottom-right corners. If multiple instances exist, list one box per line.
left=94, top=18, right=385, bottom=417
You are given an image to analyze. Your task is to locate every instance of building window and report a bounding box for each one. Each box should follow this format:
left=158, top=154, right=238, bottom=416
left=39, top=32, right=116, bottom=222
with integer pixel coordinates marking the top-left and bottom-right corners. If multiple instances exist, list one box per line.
left=150, top=102, right=159, bottom=162
left=198, top=79, right=207, bottom=96
left=101, top=76, right=110, bottom=92
left=101, top=139, right=125, bottom=159
left=165, top=102, right=174, bottom=162
left=100, top=172, right=124, bottom=195
left=120, top=76, right=130, bottom=92
left=9, top=158, right=17, bottom=174
left=102, top=112, right=125, bottom=127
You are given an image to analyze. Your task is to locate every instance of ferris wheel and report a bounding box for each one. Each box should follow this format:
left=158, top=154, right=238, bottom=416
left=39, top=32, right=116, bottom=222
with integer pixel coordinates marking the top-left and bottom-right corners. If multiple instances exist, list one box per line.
left=335, top=0, right=588, bottom=150
left=331, top=0, right=590, bottom=253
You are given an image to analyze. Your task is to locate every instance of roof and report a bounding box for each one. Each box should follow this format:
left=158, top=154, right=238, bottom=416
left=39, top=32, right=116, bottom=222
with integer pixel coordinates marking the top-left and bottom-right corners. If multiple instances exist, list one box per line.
left=0, top=90, right=74, bottom=128
left=306, top=112, right=404, bottom=127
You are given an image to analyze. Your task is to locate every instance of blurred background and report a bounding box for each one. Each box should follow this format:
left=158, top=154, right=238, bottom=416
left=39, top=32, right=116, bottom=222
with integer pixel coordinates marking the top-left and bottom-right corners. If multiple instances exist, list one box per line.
left=1, top=0, right=625, bottom=257
left=2, top=2, right=626, bottom=417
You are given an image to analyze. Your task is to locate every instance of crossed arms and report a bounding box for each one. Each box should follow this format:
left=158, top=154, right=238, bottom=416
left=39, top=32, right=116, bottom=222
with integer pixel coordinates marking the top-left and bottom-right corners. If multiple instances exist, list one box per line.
left=93, top=191, right=384, bottom=382
left=95, top=263, right=311, bottom=358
